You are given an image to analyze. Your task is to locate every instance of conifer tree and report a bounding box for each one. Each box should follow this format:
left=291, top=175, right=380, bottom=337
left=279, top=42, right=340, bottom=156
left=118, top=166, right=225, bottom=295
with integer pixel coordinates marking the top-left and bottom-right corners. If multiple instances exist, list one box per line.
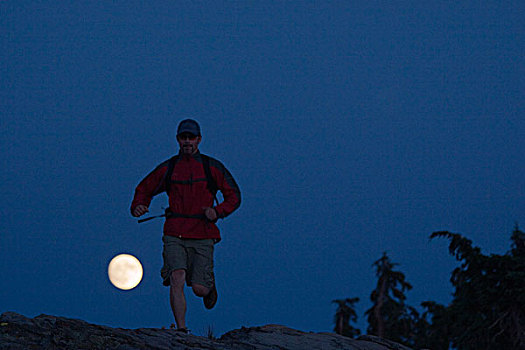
left=412, top=301, right=450, bottom=350
left=332, top=297, right=361, bottom=338
left=430, top=226, right=525, bottom=349
left=365, top=252, right=416, bottom=346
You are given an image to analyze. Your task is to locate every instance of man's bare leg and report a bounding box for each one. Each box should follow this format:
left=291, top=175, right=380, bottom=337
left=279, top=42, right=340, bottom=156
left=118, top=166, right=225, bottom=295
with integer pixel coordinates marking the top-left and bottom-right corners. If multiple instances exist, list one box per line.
left=170, top=269, right=187, bottom=329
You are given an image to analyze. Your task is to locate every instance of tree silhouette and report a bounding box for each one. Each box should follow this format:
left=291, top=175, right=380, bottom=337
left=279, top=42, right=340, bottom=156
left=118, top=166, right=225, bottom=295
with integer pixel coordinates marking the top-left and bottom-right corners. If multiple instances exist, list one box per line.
left=430, top=226, right=525, bottom=349
left=331, top=226, right=524, bottom=348
left=365, top=252, right=416, bottom=345
left=412, top=301, right=450, bottom=350
left=332, top=297, right=360, bottom=338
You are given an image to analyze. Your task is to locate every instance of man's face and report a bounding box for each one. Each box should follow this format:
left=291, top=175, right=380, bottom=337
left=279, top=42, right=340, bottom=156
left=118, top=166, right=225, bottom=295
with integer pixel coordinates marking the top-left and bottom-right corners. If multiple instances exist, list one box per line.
left=177, top=133, right=201, bottom=155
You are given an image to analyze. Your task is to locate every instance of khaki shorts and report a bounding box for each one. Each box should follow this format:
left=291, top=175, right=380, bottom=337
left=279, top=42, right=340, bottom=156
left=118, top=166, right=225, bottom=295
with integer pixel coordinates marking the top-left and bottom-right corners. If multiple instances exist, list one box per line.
left=160, top=236, right=215, bottom=289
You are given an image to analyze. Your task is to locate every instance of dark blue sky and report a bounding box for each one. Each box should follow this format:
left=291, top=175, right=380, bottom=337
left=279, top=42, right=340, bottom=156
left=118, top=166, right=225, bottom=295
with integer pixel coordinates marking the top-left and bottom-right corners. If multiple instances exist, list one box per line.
left=1, top=1, right=523, bottom=336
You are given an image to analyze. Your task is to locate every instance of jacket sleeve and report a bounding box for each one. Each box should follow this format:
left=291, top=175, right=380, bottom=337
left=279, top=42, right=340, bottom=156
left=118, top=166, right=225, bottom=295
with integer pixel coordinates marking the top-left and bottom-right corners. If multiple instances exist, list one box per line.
left=211, top=160, right=241, bottom=218
left=130, top=162, right=168, bottom=215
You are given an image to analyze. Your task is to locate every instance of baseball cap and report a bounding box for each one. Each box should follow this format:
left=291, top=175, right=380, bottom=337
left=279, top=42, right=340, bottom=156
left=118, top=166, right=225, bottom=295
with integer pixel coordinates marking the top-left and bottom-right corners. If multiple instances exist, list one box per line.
left=177, top=119, right=201, bottom=136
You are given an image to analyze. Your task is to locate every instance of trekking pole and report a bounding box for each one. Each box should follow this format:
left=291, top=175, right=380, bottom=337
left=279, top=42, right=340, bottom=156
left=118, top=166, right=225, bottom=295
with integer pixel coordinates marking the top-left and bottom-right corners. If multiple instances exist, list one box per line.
left=137, top=213, right=167, bottom=223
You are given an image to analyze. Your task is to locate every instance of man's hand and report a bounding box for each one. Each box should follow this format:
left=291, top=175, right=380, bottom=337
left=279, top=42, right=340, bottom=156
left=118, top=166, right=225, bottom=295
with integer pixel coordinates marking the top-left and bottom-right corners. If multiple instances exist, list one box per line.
left=203, top=207, right=218, bottom=222
left=132, top=205, right=149, bottom=217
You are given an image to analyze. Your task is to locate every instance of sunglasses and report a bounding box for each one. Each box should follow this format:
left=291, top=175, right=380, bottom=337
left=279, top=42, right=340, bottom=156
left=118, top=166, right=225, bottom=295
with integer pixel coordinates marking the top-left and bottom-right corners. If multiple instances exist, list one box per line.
left=178, top=133, right=198, bottom=141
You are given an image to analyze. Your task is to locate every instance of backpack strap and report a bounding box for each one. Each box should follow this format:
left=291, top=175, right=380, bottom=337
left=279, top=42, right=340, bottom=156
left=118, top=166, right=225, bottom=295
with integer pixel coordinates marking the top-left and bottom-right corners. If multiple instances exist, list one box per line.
left=201, top=154, right=219, bottom=205
left=164, top=155, right=179, bottom=194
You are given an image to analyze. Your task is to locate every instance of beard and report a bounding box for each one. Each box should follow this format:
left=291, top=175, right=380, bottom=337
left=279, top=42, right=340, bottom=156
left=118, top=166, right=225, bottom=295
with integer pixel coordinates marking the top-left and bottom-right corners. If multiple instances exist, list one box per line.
left=181, top=144, right=196, bottom=155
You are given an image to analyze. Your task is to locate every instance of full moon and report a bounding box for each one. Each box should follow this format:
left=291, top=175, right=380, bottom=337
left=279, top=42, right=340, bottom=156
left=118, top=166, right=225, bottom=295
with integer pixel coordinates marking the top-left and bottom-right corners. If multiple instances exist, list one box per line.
left=108, top=254, right=143, bottom=290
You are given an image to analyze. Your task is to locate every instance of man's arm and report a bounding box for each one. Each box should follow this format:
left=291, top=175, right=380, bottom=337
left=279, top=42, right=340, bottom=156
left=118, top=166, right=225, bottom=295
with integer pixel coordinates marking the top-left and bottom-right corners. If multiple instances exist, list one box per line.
left=209, top=159, right=241, bottom=219
left=130, top=162, right=169, bottom=217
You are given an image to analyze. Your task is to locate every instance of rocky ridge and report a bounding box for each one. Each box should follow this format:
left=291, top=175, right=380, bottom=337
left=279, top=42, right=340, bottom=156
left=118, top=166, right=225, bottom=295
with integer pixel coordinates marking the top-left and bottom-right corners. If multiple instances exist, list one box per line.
left=0, top=312, right=412, bottom=350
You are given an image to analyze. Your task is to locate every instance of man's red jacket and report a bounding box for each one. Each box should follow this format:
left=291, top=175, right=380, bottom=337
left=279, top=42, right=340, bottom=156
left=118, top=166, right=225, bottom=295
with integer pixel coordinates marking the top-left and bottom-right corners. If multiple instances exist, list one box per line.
left=131, top=152, right=241, bottom=241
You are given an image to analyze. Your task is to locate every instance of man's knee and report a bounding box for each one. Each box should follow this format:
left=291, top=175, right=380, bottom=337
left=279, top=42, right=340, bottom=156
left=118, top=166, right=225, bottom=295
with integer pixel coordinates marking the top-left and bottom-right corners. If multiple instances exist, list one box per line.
left=170, top=269, right=186, bottom=288
left=192, top=283, right=209, bottom=297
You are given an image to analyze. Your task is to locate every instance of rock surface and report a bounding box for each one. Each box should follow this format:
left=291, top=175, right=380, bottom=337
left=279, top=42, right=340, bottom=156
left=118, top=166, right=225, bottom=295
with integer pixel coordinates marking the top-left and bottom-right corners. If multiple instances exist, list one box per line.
left=0, top=312, right=412, bottom=350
